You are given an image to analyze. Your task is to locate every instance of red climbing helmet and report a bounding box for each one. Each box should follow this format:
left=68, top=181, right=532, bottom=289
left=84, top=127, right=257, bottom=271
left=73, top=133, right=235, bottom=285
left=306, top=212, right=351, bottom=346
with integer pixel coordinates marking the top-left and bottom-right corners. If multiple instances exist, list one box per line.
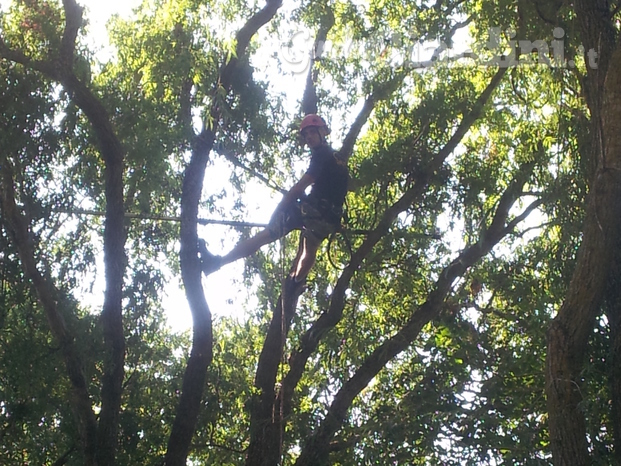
left=300, top=114, right=330, bottom=135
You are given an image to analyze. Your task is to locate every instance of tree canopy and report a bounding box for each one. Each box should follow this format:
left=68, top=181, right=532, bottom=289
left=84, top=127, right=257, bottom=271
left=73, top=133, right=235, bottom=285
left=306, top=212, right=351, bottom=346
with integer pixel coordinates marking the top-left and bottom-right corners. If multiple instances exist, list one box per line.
left=1, top=0, right=621, bottom=465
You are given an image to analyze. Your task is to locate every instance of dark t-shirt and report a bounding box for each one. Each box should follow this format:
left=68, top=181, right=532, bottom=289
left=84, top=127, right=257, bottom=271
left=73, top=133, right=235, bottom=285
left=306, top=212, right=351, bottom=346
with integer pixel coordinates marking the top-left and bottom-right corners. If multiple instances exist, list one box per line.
left=305, top=144, right=349, bottom=213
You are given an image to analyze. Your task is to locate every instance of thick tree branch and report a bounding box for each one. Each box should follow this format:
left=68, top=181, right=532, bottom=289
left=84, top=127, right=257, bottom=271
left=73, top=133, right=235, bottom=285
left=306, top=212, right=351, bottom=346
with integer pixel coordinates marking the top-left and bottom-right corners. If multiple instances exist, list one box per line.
left=245, top=279, right=305, bottom=466
left=339, top=72, right=409, bottom=162
left=52, top=445, right=77, bottom=466
left=0, top=160, right=98, bottom=466
left=220, top=0, right=283, bottom=89
left=546, top=35, right=621, bottom=465
left=0, top=37, right=57, bottom=76
left=56, top=3, right=128, bottom=461
left=60, top=0, right=83, bottom=66
left=604, top=224, right=621, bottom=463
left=301, top=5, right=335, bottom=116
left=58, top=74, right=127, bottom=466
left=294, top=163, right=537, bottom=465
left=573, top=0, right=618, bottom=183
left=167, top=2, right=283, bottom=465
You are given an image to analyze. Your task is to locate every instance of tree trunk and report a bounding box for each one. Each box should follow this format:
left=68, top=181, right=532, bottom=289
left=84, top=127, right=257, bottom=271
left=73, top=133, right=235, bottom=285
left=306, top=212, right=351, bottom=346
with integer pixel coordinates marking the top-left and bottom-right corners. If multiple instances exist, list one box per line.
left=246, top=278, right=304, bottom=466
left=165, top=130, right=215, bottom=466
left=607, top=292, right=621, bottom=462
left=605, top=234, right=621, bottom=461
left=545, top=40, right=621, bottom=465
left=166, top=3, right=283, bottom=463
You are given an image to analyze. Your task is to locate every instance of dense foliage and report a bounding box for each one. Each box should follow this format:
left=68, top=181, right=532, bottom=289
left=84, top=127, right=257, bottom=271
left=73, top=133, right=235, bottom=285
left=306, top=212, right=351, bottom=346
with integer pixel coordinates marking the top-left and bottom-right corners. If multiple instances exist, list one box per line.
left=1, top=0, right=620, bottom=465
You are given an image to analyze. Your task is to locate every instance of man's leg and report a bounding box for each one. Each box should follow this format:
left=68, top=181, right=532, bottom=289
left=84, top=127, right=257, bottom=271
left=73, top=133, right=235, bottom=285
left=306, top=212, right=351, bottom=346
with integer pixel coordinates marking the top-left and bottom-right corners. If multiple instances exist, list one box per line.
left=221, top=228, right=275, bottom=264
left=291, top=233, right=322, bottom=282
left=200, top=228, right=276, bottom=275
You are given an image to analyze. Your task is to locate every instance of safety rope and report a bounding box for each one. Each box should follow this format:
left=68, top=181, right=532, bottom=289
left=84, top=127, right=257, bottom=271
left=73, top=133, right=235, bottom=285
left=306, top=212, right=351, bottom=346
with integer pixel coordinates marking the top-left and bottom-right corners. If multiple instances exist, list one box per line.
left=326, top=228, right=353, bottom=271
left=53, top=208, right=268, bottom=229
left=276, top=217, right=287, bottom=464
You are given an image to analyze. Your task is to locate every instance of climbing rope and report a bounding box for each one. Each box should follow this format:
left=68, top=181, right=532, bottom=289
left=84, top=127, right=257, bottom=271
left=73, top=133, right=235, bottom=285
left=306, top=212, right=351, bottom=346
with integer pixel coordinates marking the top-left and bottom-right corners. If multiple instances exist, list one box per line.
left=277, top=216, right=288, bottom=464
left=53, top=208, right=268, bottom=229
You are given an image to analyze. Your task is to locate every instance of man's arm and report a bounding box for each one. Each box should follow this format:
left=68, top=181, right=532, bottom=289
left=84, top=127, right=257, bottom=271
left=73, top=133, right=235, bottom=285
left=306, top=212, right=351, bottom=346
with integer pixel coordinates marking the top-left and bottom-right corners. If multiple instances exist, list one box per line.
left=275, top=173, right=314, bottom=211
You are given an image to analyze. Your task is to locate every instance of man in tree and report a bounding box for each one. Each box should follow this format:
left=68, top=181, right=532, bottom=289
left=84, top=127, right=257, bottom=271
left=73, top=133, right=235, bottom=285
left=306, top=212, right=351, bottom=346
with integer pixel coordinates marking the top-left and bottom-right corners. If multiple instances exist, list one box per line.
left=199, top=114, right=349, bottom=283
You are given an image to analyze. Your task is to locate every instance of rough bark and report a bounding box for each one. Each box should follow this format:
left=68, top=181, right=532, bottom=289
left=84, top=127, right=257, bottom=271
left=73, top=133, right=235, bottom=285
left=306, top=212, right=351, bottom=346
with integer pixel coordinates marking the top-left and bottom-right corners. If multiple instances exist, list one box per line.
left=294, top=165, right=540, bottom=466
left=165, top=2, right=283, bottom=465
left=545, top=32, right=621, bottom=466
left=604, top=165, right=621, bottom=460
left=574, top=0, right=617, bottom=184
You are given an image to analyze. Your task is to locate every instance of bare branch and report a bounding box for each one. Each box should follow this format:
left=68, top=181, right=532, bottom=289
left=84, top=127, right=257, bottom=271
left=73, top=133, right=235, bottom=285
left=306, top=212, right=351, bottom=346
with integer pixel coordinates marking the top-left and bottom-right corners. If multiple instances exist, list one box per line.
left=503, top=198, right=544, bottom=234
left=301, top=6, right=335, bottom=115
left=220, top=0, right=283, bottom=89
left=449, top=15, right=473, bottom=36
left=52, top=445, right=77, bottom=466
left=512, top=220, right=556, bottom=238
left=0, top=37, right=57, bottom=76
left=339, top=71, right=409, bottom=162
